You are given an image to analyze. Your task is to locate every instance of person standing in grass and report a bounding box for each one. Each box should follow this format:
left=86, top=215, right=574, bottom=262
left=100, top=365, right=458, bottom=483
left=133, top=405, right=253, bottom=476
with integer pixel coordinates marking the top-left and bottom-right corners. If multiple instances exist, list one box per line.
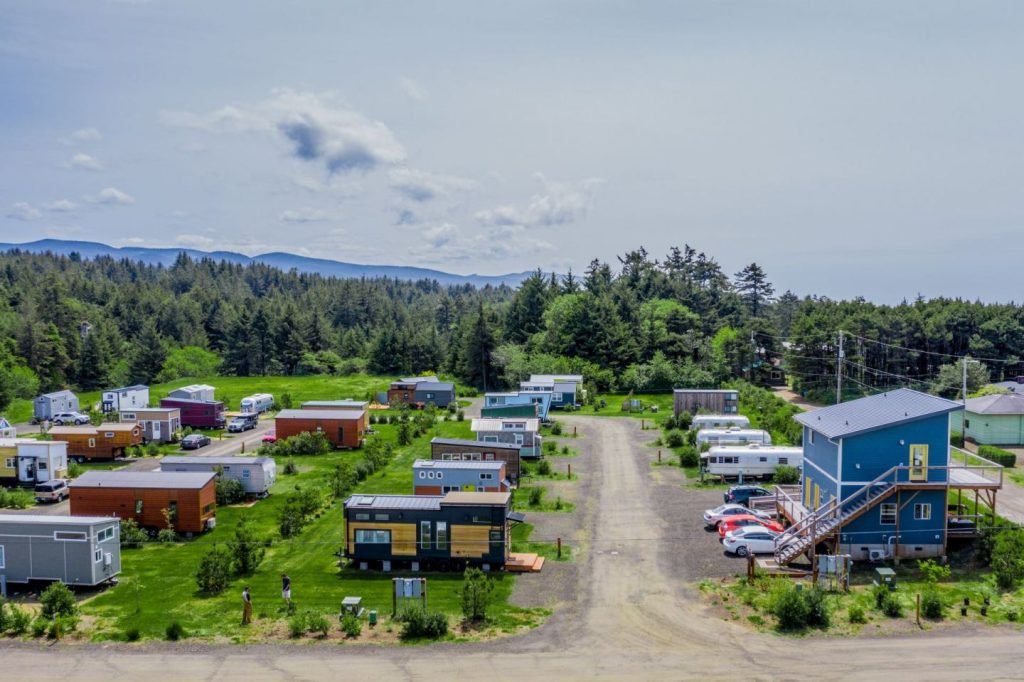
left=281, top=573, right=291, bottom=605
left=242, top=586, right=253, bottom=625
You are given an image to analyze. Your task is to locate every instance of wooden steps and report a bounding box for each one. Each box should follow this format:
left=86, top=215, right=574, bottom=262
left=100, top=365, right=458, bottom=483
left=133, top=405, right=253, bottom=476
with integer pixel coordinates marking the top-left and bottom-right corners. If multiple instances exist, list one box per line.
left=507, top=552, right=545, bottom=572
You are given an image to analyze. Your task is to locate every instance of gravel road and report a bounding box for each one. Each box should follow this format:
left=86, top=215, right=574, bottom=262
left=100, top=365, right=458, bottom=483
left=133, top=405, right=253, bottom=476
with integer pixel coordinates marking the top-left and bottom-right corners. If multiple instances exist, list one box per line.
left=3, top=415, right=1023, bottom=680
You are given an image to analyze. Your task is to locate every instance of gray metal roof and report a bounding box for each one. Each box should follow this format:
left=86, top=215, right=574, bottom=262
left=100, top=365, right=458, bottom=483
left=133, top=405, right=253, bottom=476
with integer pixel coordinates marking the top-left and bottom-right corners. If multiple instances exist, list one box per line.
left=991, top=381, right=1024, bottom=394
left=276, top=408, right=365, bottom=419
left=345, top=495, right=442, bottom=511
left=161, top=456, right=273, bottom=466
left=965, top=393, right=1024, bottom=415
left=106, top=385, right=148, bottom=392
left=0, top=514, right=119, bottom=526
left=300, top=400, right=369, bottom=408
left=413, top=459, right=504, bottom=471
left=794, top=388, right=962, bottom=439
left=673, top=388, right=737, bottom=395
left=430, top=437, right=520, bottom=450
left=70, top=470, right=215, bottom=489
left=415, top=382, right=455, bottom=392
left=39, top=390, right=76, bottom=399
left=400, top=376, right=440, bottom=384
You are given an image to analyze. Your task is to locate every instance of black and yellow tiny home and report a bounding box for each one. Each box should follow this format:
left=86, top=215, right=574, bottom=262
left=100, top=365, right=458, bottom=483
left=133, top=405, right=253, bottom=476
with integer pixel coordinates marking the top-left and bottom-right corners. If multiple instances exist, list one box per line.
left=344, top=491, right=513, bottom=570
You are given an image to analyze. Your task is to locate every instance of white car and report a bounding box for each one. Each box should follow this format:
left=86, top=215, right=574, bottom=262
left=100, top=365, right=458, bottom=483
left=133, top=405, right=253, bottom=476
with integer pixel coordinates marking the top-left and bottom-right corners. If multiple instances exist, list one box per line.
left=722, top=527, right=783, bottom=557
left=703, top=504, right=770, bottom=528
left=52, top=411, right=90, bottom=425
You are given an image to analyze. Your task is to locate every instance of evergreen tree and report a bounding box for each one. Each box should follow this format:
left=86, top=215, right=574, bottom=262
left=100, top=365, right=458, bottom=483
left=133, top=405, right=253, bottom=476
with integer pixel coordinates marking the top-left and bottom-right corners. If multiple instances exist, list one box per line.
left=505, top=270, right=549, bottom=344
left=129, top=322, right=167, bottom=384
left=223, top=309, right=257, bottom=376
left=251, top=307, right=273, bottom=375
left=305, top=310, right=329, bottom=353
left=76, top=329, right=111, bottom=390
left=458, top=302, right=497, bottom=389
left=275, top=307, right=306, bottom=375
left=734, top=262, right=775, bottom=318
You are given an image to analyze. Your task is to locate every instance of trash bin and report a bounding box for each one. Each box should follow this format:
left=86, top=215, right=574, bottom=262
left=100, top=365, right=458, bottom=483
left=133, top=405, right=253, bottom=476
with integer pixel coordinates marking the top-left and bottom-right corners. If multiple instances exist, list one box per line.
left=368, top=609, right=377, bottom=626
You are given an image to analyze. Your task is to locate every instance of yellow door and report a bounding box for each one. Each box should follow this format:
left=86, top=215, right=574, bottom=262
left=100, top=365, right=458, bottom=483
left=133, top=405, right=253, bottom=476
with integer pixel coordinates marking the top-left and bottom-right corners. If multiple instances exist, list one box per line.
left=814, top=483, right=821, bottom=509
left=910, top=444, right=928, bottom=481
left=804, top=476, right=812, bottom=507
left=462, top=484, right=476, bottom=492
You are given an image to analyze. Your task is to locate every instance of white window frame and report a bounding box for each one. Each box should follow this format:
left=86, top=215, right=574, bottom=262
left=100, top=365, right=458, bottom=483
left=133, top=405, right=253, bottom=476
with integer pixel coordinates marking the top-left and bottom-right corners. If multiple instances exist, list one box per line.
left=419, top=471, right=427, bottom=479
left=914, top=503, right=932, bottom=521
left=4, top=458, right=14, bottom=468
left=94, top=548, right=103, bottom=563
left=0, top=545, right=4, bottom=569
left=880, top=503, right=897, bottom=525
left=97, top=526, right=115, bottom=543
left=54, top=531, right=88, bottom=542
left=420, top=520, right=431, bottom=549
left=88, top=438, right=96, bottom=448
left=104, top=432, right=114, bottom=438
left=436, top=521, right=448, bottom=550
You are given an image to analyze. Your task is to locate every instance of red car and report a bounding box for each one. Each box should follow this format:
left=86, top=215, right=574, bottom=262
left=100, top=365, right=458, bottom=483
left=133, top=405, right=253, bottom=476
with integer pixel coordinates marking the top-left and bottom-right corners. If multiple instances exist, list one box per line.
left=261, top=429, right=277, bottom=443
left=718, top=515, right=784, bottom=538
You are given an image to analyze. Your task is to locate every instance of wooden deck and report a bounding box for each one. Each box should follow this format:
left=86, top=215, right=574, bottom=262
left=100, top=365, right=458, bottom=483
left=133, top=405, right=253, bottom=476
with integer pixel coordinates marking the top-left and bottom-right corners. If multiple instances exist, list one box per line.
left=506, top=552, right=545, bottom=573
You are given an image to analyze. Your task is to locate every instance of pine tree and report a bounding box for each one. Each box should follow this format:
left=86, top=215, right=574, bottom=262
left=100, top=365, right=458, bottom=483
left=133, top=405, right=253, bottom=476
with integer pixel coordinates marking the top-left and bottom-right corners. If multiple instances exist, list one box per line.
left=251, top=308, right=273, bottom=375
left=275, top=307, right=306, bottom=375
left=76, top=329, right=111, bottom=390
left=129, top=322, right=167, bottom=384
left=458, top=302, right=497, bottom=390
left=733, top=263, right=775, bottom=318
left=505, top=271, right=549, bottom=344
left=223, top=309, right=256, bottom=376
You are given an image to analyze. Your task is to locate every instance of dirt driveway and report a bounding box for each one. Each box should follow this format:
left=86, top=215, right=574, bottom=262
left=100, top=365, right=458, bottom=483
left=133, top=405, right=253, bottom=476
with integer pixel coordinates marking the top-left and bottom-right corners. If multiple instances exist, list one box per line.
left=4, top=415, right=1024, bottom=680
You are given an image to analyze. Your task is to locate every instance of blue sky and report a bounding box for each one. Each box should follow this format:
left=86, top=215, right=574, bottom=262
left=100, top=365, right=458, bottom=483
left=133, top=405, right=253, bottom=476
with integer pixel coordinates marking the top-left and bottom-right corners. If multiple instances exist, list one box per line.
left=2, top=1, right=1022, bottom=302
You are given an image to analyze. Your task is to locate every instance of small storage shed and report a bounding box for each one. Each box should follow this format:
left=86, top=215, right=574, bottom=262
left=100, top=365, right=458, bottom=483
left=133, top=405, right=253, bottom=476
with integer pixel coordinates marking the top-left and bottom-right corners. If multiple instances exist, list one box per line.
left=101, top=385, right=150, bottom=413
left=0, top=417, right=15, bottom=438
left=413, top=381, right=456, bottom=409
left=0, top=514, right=121, bottom=586
left=48, top=423, right=143, bottom=462
left=33, top=390, right=80, bottom=422
left=70, top=470, right=217, bottom=533
left=167, top=384, right=216, bottom=402
left=274, top=408, right=366, bottom=448
left=430, top=437, right=523, bottom=483
left=120, top=407, right=181, bottom=443
left=413, top=459, right=508, bottom=495
left=952, top=393, right=1024, bottom=446
left=0, top=439, right=69, bottom=485
left=160, top=456, right=277, bottom=497
left=673, top=389, right=740, bottom=416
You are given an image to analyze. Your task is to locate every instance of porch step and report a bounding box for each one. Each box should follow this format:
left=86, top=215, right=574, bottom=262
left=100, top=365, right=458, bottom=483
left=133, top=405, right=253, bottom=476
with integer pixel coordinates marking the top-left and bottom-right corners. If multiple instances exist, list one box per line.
left=507, top=552, right=545, bottom=573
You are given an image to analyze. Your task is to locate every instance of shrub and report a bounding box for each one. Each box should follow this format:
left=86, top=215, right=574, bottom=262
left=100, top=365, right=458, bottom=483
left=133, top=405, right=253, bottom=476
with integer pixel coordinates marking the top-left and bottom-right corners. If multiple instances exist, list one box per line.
left=461, top=567, right=494, bottom=622
left=979, top=444, right=1016, bottom=468
left=228, top=518, right=266, bottom=575
left=280, top=393, right=293, bottom=409
left=284, top=459, right=299, bottom=475
left=771, top=585, right=810, bottom=631
left=847, top=604, right=867, bottom=624
left=545, top=440, right=556, bottom=453
left=880, top=592, right=903, bottom=618
left=165, top=621, right=186, bottom=641
left=661, top=415, right=677, bottom=430
left=67, top=461, right=83, bottom=479
left=397, top=421, right=412, bottom=446
left=528, top=487, right=544, bottom=507
left=330, top=461, right=358, bottom=500
left=0, top=487, right=34, bottom=509
left=0, top=598, right=7, bottom=632
left=157, top=528, right=177, bottom=543
left=216, top=478, right=246, bottom=506
left=195, top=545, right=233, bottom=595
left=918, top=558, right=951, bottom=585
left=550, top=421, right=563, bottom=436
left=306, top=611, right=330, bottom=637
left=457, top=410, right=465, bottom=422
left=31, top=617, right=48, bottom=638
left=124, top=626, right=141, bottom=642
left=664, top=430, right=685, bottom=448
left=992, top=528, right=1024, bottom=590
left=677, top=445, right=699, bottom=468
left=40, top=582, right=77, bottom=619
left=537, top=459, right=552, bottom=476
left=288, top=611, right=307, bottom=638
left=340, top=612, right=362, bottom=638
left=398, top=607, right=449, bottom=640
left=676, top=411, right=693, bottom=431
left=950, top=431, right=964, bottom=448
left=555, top=496, right=564, bottom=510
left=803, top=587, right=830, bottom=628
left=773, top=465, right=801, bottom=484
left=6, top=604, right=31, bottom=634
left=921, top=591, right=944, bottom=620
left=120, top=519, right=147, bottom=548
left=48, top=616, right=79, bottom=639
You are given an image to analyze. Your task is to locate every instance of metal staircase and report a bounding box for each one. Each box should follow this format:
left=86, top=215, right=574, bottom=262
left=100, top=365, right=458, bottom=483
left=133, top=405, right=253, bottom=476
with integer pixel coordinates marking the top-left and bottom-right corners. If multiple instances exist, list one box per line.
left=774, top=466, right=901, bottom=565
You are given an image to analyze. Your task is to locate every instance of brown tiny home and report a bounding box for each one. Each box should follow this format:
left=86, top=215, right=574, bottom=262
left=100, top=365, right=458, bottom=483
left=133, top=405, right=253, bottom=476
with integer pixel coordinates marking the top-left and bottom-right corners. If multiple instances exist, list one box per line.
left=300, top=400, right=371, bottom=430
left=48, top=423, right=143, bottom=462
left=70, top=471, right=216, bottom=534
left=430, top=437, right=522, bottom=484
left=274, top=409, right=366, bottom=449
left=387, top=381, right=420, bottom=406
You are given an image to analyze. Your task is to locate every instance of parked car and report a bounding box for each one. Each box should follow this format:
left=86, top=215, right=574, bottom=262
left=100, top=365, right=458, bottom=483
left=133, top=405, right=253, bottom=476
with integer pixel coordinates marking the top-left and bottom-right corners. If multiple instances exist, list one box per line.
left=181, top=433, right=212, bottom=450
left=35, top=479, right=70, bottom=503
left=723, top=484, right=773, bottom=505
left=703, top=504, right=771, bottom=528
left=227, top=414, right=258, bottom=433
left=262, top=430, right=277, bottom=443
left=52, top=411, right=90, bottom=425
left=718, top=515, right=785, bottom=537
left=722, top=527, right=783, bottom=557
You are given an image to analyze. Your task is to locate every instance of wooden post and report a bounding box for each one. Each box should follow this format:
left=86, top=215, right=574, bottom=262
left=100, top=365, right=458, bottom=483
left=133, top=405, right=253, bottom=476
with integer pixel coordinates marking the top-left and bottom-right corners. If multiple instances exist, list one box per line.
left=241, top=440, right=245, bottom=454
left=573, top=426, right=577, bottom=437
left=916, top=593, right=922, bottom=628
left=557, top=537, right=562, bottom=559
left=658, top=449, right=662, bottom=463
left=423, top=578, right=428, bottom=611
left=567, top=463, right=572, bottom=479
left=894, top=488, right=901, bottom=564
left=641, top=419, right=645, bottom=430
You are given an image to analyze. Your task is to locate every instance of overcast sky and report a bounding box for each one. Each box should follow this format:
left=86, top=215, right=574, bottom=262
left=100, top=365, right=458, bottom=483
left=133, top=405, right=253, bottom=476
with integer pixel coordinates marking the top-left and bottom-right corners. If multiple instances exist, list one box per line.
left=2, top=1, right=1022, bottom=302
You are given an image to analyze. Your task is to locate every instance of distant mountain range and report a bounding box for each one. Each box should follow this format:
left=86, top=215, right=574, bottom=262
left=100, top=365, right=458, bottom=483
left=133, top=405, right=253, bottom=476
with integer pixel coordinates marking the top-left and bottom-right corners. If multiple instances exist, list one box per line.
left=0, top=240, right=532, bottom=288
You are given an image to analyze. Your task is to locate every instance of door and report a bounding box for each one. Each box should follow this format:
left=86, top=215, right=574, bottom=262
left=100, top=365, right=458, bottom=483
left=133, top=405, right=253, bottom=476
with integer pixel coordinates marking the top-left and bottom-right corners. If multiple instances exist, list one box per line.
left=152, top=420, right=162, bottom=441
left=338, top=427, right=345, bottom=446
left=17, top=456, right=36, bottom=483
left=909, top=444, right=928, bottom=481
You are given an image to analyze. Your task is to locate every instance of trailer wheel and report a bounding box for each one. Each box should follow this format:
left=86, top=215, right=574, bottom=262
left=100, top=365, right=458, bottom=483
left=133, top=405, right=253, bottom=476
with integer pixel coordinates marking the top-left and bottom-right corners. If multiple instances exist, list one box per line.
left=74, top=456, right=86, bottom=464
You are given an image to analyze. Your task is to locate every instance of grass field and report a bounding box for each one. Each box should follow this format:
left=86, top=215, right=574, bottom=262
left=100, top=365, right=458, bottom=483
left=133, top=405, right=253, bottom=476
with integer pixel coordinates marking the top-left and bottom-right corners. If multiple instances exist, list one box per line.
left=580, top=392, right=675, bottom=419
left=75, top=412, right=550, bottom=642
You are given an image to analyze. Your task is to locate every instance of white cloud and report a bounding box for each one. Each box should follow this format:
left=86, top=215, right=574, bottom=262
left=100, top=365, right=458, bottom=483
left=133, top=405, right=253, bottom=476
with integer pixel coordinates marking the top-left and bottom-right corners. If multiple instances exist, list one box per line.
left=46, top=199, right=77, bottom=212
left=475, top=175, right=603, bottom=229
left=60, top=127, right=101, bottom=145
left=422, top=222, right=459, bottom=248
left=85, top=187, right=135, bottom=205
left=6, top=202, right=42, bottom=221
left=67, top=153, right=103, bottom=171
left=389, top=168, right=477, bottom=203
left=113, top=237, right=147, bottom=246
left=399, top=77, right=427, bottom=103
left=161, top=90, right=406, bottom=174
left=279, top=207, right=329, bottom=223
left=413, top=222, right=553, bottom=263
left=175, top=234, right=216, bottom=249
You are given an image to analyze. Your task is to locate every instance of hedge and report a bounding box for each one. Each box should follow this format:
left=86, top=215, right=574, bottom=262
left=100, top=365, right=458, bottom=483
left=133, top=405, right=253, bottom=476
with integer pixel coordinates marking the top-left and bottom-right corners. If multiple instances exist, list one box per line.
left=978, top=445, right=1017, bottom=468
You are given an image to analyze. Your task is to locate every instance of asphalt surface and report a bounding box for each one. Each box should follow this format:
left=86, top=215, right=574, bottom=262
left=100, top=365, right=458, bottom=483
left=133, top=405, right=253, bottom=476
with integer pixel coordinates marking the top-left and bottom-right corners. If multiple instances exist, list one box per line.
left=5, top=415, right=1024, bottom=680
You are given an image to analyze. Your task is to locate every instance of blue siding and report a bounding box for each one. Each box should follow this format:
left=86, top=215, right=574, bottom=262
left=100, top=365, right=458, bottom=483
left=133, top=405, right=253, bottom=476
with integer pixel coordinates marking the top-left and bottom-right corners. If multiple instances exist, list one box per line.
left=840, top=413, right=950, bottom=484
left=802, top=426, right=840, bottom=482
left=838, top=489, right=946, bottom=548
left=802, top=426, right=840, bottom=508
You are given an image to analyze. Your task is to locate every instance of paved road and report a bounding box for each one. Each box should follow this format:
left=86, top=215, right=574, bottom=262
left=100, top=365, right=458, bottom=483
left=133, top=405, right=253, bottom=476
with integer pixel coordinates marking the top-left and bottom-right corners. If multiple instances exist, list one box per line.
left=3, top=415, right=1024, bottom=680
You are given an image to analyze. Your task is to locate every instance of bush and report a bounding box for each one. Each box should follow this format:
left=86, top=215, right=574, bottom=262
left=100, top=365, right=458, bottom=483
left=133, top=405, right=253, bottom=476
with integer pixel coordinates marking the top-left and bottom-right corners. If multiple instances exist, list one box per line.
left=461, top=567, right=494, bottom=622
left=30, top=617, right=48, bottom=638
left=165, top=621, right=186, bottom=641
left=921, top=591, right=944, bottom=620
left=120, top=518, right=147, bottom=548
left=992, top=528, right=1024, bottom=590
left=550, top=421, right=563, bottom=436
left=124, top=626, right=141, bottom=642
left=677, top=445, right=699, bottom=468
left=157, top=528, right=177, bottom=543
left=661, top=415, right=677, bottom=430
left=262, top=431, right=332, bottom=457
left=330, top=461, right=358, bottom=500
left=216, top=478, right=246, bottom=506
left=537, top=459, right=552, bottom=476
left=676, top=411, right=693, bottom=431
left=283, top=459, right=299, bottom=475
left=340, top=612, right=362, bottom=638
left=773, top=465, right=801, bottom=485
left=978, top=445, right=1017, bottom=468
left=803, top=587, right=830, bottom=628
left=228, top=518, right=266, bottom=575
left=0, top=487, right=34, bottom=509
left=528, top=487, right=544, bottom=507
left=457, top=410, right=465, bottom=422
left=918, top=558, right=951, bottom=585
left=950, top=431, right=964, bottom=448
left=771, top=585, right=810, bottom=631
left=67, top=461, right=83, bottom=479
left=6, top=604, right=31, bottom=634
left=288, top=611, right=307, bottom=638
left=195, top=545, right=233, bottom=595
left=880, top=592, right=903, bottom=618
left=306, top=611, right=330, bottom=637
left=847, top=604, right=867, bottom=624
left=397, top=607, right=449, bottom=640
left=40, top=582, right=77, bottom=619
left=664, top=430, right=685, bottom=448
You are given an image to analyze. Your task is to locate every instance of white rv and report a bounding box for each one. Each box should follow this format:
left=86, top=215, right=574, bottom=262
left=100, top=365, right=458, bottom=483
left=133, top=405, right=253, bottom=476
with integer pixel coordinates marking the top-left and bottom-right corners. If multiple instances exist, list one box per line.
left=696, top=427, right=772, bottom=447
left=701, top=444, right=803, bottom=478
left=240, top=393, right=275, bottom=414
left=691, top=414, right=751, bottom=431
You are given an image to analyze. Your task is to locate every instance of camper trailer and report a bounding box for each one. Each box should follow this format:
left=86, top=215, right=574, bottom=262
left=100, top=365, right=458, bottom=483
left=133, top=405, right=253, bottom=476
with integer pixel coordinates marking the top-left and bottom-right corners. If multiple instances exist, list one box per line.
left=691, top=414, right=752, bottom=431
left=701, top=444, right=803, bottom=479
left=696, top=427, right=772, bottom=447
left=160, top=456, right=277, bottom=497
left=240, top=393, right=275, bottom=414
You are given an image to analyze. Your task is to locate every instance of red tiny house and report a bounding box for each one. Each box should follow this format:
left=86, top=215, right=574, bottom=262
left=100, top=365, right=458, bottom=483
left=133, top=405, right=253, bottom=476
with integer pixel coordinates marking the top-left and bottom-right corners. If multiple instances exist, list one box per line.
left=159, top=398, right=225, bottom=429
left=274, top=408, right=366, bottom=449
left=70, top=471, right=217, bottom=534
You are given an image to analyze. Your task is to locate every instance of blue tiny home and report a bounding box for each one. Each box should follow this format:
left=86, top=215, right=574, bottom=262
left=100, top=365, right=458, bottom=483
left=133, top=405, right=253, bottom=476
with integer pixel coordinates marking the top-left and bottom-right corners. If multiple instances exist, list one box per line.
left=774, top=388, right=1003, bottom=564
left=484, top=391, right=552, bottom=420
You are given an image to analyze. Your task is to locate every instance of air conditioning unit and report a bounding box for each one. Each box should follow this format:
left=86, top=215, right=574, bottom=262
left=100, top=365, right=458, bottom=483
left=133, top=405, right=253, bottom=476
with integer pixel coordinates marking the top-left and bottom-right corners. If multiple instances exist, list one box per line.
left=868, top=549, right=886, bottom=562
left=104, top=552, right=112, bottom=567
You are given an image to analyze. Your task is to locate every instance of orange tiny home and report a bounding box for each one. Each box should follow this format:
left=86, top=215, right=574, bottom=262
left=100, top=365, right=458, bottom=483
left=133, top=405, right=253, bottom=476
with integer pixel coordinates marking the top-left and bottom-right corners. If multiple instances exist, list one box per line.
left=70, top=471, right=216, bottom=533
left=48, top=423, right=143, bottom=462
left=274, top=409, right=366, bottom=449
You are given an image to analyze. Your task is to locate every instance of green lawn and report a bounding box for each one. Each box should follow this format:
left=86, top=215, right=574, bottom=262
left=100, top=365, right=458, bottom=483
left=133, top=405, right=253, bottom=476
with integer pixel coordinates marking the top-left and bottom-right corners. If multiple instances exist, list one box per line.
left=78, top=416, right=545, bottom=642
left=578, top=392, right=675, bottom=419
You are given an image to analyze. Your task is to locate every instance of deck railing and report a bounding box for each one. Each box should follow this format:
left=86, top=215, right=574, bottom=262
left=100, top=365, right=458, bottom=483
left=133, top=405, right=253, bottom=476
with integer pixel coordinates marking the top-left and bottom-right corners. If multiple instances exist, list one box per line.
left=949, top=447, right=1004, bottom=486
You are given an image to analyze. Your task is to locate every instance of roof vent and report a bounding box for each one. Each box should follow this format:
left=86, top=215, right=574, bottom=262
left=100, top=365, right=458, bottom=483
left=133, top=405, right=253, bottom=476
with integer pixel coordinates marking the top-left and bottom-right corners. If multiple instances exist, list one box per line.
left=356, top=496, right=375, bottom=505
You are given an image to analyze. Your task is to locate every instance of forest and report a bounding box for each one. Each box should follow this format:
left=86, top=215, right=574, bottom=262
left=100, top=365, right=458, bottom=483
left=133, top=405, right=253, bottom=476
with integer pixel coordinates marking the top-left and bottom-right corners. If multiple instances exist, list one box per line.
left=0, top=246, right=1022, bottom=412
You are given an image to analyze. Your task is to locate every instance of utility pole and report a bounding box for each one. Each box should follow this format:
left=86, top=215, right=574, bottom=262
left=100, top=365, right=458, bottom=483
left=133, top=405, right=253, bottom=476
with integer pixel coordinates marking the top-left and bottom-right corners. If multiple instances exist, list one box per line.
left=836, top=330, right=845, bottom=404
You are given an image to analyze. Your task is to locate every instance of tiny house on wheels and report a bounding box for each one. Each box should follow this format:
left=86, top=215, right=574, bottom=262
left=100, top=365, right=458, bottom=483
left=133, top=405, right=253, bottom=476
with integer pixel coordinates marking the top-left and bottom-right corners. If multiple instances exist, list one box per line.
left=101, top=385, right=150, bottom=413
left=159, top=398, right=225, bottom=429
left=412, top=459, right=508, bottom=495
left=430, top=437, right=522, bottom=483
left=120, top=407, right=181, bottom=443
left=701, top=445, right=803, bottom=479
left=33, top=390, right=80, bottom=422
left=344, top=491, right=514, bottom=571
left=274, top=409, right=366, bottom=448
left=70, top=470, right=217, bottom=534
left=695, top=427, right=772, bottom=447
left=167, top=384, right=216, bottom=402
left=301, top=400, right=371, bottom=430
left=240, top=393, right=275, bottom=414
left=160, top=456, right=277, bottom=497
left=0, top=439, right=69, bottom=485
left=0, top=514, right=121, bottom=587
left=48, top=423, right=143, bottom=462
left=673, top=389, right=739, bottom=416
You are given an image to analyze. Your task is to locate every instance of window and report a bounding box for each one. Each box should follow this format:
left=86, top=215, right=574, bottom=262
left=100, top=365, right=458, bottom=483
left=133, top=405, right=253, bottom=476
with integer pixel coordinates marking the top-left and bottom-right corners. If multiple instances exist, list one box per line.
left=167, top=501, right=178, bottom=522
left=355, top=529, right=390, bottom=544
left=483, top=436, right=498, bottom=443
left=489, top=529, right=502, bottom=547
left=759, top=456, right=768, bottom=462
left=436, top=521, right=448, bottom=550
left=469, top=453, right=482, bottom=461
left=242, top=469, right=250, bottom=478
left=778, top=458, right=789, bottom=465
left=54, top=531, right=87, bottom=542
left=914, top=503, right=931, bottom=521
left=4, top=458, right=14, bottom=468
left=97, top=526, right=115, bottom=542
left=0, top=545, right=4, bottom=569
left=135, top=500, right=143, bottom=515
left=552, top=392, right=563, bottom=402
left=355, top=513, right=370, bottom=521
left=442, top=485, right=459, bottom=493
left=880, top=503, right=897, bottom=525
left=420, top=521, right=431, bottom=549
left=419, top=471, right=427, bottom=479
left=202, top=503, right=214, bottom=514
left=484, top=453, right=494, bottom=460
left=965, top=419, right=971, bottom=428
left=38, top=462, right=48, bottom=471
left=426, top=393, right=435, bottom=400
left=122, top=413, right=135, bottom=420
left=808, top=430, right=815, bottom=445
left=88, top=438, right=96, bottom=448
left=94, top=548, right=103, bottom=563
left=436, top=471, right=443, bottom=480
left=374, top=514, right=390, bottom=521
left=104, top=432, right=114, bottom=438
left=480, top=473, right=494, bottom=480
left=441, top=453, right=453, bottom=461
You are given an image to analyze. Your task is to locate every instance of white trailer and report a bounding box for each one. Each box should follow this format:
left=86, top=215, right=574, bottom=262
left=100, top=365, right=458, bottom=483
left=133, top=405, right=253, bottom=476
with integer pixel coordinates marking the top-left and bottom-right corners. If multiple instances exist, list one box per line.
left=691, top=414, right=751, bottom=431
left=240, top=393, right=275, bottom=414
left=701, top=444, right=803, bottom=479
left=160, top=455, right=276, bottom=497
left=696, top=427, right=772, bottom=447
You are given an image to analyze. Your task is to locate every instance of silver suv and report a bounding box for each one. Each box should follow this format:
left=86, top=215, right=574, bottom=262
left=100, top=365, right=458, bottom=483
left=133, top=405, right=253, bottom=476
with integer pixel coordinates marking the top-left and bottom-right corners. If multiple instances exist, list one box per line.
left=52, top=412, right=90, bottom=425
left=35, top=479, right=69, bottom=503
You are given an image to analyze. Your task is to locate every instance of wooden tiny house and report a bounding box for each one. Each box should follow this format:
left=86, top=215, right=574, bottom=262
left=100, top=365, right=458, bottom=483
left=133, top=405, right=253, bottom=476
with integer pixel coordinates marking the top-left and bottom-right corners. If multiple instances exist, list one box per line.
left=275, top=408, right=366, bottom=448
left=301, top=400, right=371, bottom=430
left=48, top=423, right=142, bottom=462
left=70, top=471, right=216, bottom=533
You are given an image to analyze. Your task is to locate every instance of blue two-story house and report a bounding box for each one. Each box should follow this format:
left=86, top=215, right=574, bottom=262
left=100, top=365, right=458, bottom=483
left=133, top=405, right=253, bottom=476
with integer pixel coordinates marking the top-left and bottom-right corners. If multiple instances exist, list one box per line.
left=522, top=374, right=583, bottom=410
left=484, top=391, right=552, bottom=421
left=779, top=388, right=1000, bottom=563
